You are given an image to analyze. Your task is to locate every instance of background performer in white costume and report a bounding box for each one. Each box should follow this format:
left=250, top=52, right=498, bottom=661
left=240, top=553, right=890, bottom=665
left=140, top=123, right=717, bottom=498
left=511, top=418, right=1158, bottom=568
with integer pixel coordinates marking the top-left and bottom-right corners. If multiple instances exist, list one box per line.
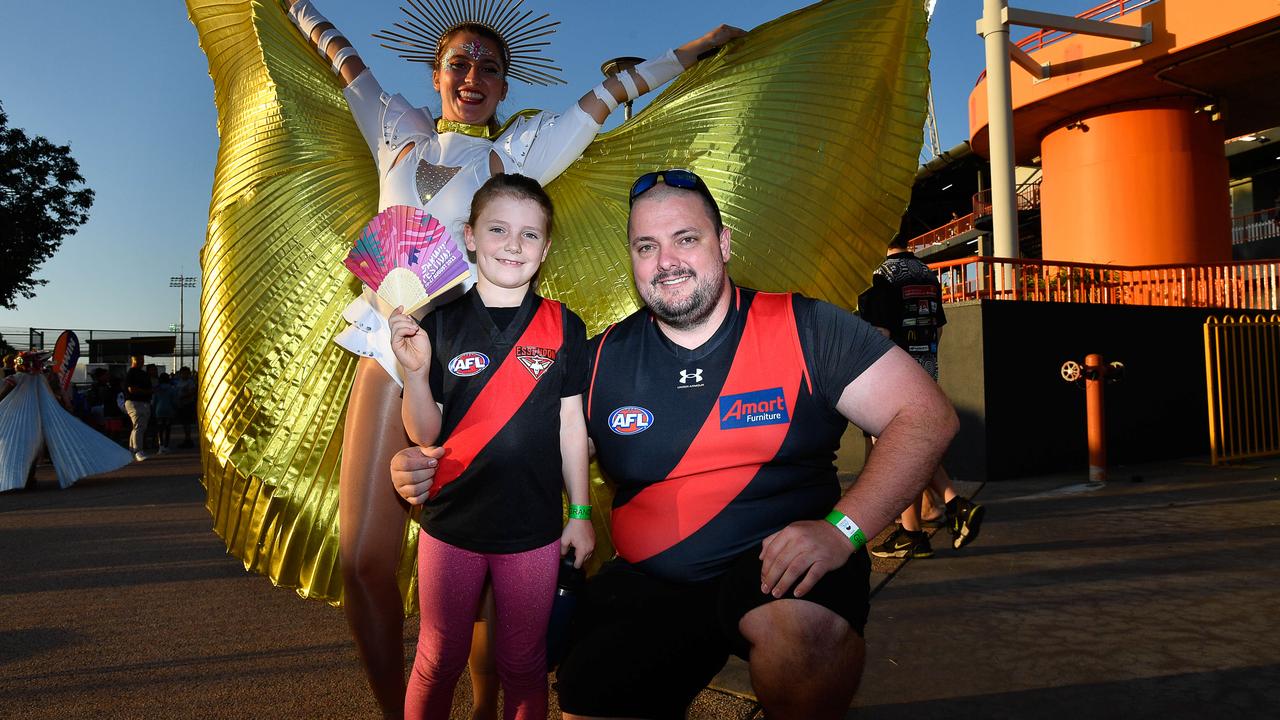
left=0, top=352, right=133, bottom=493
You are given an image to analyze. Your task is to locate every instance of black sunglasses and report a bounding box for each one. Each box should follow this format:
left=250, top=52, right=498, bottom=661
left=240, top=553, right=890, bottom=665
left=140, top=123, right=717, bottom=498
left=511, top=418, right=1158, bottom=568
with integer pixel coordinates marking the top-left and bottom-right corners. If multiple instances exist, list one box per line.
left=628, top=169, right=724, bottom=230
left=629, top=169, right=712, bottom=205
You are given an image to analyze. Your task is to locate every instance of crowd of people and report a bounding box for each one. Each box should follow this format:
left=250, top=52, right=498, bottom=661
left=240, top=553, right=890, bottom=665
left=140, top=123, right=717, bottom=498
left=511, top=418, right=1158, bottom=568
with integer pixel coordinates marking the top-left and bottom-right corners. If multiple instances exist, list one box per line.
left=0, top=352, right=199, bottom=476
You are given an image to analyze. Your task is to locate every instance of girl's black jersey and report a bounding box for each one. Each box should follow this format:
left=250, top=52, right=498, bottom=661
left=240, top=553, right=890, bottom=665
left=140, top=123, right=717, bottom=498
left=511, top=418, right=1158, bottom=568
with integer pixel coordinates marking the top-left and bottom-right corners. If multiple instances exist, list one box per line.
left=418, top=287, right=589, bottom=553
left=586, top=286, right=893, bottom=582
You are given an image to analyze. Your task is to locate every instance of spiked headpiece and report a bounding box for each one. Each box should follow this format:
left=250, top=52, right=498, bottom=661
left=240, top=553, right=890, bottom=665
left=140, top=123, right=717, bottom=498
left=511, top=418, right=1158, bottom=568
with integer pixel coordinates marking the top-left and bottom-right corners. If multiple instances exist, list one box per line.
left=373, top=0, right=566, bottom=86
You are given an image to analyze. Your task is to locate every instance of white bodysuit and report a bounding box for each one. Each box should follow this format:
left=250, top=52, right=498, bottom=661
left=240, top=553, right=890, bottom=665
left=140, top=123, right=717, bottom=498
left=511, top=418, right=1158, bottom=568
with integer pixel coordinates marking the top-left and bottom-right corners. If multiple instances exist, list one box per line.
left=333, top=69, right=602, bottom=383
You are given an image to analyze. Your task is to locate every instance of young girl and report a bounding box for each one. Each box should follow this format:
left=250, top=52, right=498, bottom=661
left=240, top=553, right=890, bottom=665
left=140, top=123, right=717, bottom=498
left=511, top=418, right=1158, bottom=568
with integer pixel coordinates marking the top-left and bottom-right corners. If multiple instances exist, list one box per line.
left=388, top=173, right=594, bottom=720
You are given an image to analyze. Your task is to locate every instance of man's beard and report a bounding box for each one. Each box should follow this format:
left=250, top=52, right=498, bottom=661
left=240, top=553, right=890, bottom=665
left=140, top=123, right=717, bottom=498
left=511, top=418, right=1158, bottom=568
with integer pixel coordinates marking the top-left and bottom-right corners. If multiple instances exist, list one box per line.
left=640, top=265, right=724, bottom=331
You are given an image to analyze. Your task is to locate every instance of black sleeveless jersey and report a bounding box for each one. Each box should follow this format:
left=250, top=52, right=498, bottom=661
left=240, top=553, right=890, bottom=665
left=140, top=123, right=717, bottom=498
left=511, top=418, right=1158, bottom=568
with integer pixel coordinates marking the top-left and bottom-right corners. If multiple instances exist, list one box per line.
left=586, top=286, right=893, bottom=582
left=418, top=287, right=589, bottom=553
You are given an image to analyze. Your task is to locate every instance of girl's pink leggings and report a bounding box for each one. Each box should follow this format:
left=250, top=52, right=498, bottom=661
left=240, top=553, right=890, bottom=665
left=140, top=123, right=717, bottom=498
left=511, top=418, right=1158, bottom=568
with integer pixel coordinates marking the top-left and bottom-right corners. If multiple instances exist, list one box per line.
left=405, top=531, right=559, bottom=720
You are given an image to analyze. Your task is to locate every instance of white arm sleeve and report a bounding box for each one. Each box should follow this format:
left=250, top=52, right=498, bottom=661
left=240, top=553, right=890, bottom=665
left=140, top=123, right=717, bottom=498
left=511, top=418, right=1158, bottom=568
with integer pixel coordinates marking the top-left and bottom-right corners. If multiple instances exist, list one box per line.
left=288, top=0, right=327, bottom=37
left=342, top=70, right=395, bottom=157
left=633, top=49, right=684, bottom=93
left=501, top=104, right=602, bottom=185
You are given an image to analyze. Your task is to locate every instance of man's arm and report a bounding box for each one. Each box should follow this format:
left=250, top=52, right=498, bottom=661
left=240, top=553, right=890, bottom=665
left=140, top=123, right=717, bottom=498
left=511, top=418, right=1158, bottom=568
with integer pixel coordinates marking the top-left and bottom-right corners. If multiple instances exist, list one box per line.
left=390, top=445, right=443, bottom=506
left=759, top=346, right=957, bottom=598
left=831, top=346, right=957, bottom=537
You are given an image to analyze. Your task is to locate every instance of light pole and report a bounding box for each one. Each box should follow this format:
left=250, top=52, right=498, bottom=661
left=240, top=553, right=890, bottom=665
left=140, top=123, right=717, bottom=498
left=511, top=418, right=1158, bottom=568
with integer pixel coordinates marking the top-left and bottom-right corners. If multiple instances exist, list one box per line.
left=170, top=275, right=197, bottom=370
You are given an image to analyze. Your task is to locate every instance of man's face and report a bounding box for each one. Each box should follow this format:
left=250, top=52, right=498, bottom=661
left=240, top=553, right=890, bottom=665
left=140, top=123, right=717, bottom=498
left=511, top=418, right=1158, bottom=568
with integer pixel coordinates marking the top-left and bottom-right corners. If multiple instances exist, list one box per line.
left=627, top=190, right=731, bottom=330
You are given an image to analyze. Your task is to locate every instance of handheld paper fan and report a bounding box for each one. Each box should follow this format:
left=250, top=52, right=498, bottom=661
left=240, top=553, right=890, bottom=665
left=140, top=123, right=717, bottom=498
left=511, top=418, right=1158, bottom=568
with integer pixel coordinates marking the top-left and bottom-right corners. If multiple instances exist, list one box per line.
left=343, top=205, right=470, bottom=314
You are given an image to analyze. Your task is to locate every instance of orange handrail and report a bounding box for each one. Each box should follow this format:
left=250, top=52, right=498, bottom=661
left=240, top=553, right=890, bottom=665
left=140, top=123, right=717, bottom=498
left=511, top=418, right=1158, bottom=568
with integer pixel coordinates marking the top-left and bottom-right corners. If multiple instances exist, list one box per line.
left=930, top=256, right=1280, bottom=310
left=906, top=213, right=976, bottom=252
left=973, top=181, right=1040, bottom=217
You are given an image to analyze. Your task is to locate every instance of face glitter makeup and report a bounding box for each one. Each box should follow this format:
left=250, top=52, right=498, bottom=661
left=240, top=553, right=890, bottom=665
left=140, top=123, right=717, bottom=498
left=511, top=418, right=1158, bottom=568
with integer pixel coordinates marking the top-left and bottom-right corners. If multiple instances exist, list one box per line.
left=460, top=39, right=494, bottom=60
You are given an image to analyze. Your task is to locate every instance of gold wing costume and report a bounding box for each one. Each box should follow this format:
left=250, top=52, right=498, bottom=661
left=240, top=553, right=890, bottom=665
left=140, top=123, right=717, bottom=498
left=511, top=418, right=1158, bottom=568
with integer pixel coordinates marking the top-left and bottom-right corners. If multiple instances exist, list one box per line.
left=186, top=0, right=929, bottom=606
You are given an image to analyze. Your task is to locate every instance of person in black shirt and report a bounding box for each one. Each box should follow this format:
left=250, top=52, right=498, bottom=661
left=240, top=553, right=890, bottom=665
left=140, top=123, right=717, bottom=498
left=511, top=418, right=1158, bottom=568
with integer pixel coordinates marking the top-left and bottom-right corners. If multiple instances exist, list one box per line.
left=388, top=173, right=593, bottom=719
left=858, top=236, right=985, bottom=559
left=123, top=355, right=152, bottom=462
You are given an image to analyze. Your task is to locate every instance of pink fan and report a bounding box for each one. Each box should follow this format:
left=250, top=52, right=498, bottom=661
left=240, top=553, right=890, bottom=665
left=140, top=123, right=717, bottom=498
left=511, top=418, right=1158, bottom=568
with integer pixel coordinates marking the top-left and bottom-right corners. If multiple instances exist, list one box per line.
left=344, top=205, right=470, bottom=314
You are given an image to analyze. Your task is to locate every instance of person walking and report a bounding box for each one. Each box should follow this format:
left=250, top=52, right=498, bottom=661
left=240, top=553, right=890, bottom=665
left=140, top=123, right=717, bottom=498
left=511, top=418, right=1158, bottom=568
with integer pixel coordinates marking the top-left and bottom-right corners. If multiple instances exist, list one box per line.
left=858, top=236, right=984, bottom=559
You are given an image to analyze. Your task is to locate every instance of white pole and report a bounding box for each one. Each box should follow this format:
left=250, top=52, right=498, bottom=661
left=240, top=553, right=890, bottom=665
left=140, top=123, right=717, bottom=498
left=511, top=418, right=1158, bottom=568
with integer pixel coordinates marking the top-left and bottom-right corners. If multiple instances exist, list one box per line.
left=979, top=0, right=1020, bottom=261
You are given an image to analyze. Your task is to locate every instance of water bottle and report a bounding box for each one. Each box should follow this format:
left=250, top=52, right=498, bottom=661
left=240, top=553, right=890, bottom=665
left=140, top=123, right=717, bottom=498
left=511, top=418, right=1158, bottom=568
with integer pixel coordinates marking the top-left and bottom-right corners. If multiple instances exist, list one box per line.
left=546, top=550, right=585, bottom=671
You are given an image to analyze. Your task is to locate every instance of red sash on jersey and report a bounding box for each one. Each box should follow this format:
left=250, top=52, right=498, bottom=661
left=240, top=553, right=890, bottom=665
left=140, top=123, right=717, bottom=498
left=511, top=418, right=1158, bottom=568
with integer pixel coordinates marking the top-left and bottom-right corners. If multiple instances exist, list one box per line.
left=611, top=291, right=813, bottom=563
left=430, top=299, right=563, bottom=499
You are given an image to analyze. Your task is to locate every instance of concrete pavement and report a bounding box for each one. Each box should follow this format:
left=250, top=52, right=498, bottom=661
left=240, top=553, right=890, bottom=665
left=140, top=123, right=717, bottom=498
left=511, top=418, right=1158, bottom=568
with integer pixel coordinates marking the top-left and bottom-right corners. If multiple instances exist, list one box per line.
left=2, top=450, right=1278, bottom=718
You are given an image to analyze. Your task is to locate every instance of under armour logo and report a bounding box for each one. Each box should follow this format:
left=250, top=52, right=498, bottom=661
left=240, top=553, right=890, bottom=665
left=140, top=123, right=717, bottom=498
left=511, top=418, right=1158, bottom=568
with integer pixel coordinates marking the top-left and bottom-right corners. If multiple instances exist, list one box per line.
left=679, top=369, right=703, bottom=384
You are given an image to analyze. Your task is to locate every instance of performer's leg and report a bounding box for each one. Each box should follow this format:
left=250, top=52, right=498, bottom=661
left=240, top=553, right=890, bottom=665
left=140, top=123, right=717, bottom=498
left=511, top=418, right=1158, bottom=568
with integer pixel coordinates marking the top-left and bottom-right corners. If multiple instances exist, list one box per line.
left=468, top=584, right=499, bottom=720
left=340, top=359, right=413, bottom=719
left=487, top=540, right=559, bottom=720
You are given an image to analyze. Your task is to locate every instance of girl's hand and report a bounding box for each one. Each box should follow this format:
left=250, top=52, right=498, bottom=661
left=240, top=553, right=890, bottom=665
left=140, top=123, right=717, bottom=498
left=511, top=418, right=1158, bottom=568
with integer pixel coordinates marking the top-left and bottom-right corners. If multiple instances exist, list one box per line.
left=561, top=519, right=595, bottom=569
left=389, top=305, right=431, bottom=375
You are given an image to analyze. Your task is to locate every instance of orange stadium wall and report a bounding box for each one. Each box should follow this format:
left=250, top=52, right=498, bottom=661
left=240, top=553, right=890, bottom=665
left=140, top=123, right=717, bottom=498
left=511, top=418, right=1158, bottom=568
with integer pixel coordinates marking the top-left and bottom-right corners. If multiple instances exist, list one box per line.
left=1039, top=98, right=1231, bottom=265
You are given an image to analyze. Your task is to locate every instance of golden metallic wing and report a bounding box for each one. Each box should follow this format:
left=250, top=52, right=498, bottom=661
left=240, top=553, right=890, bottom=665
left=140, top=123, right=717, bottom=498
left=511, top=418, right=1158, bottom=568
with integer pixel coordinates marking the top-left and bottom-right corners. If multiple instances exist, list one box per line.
left=187, top=0, right=927, bottom=607
left=188, top=0, right=411, bottom=606
left=540, top=0, right=930, bottom=333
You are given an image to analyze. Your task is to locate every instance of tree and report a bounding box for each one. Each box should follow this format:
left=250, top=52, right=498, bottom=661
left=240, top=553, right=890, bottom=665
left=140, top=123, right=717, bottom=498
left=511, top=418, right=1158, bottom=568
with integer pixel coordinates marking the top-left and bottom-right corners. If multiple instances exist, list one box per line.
left=0, top=101, right=95, bottom=310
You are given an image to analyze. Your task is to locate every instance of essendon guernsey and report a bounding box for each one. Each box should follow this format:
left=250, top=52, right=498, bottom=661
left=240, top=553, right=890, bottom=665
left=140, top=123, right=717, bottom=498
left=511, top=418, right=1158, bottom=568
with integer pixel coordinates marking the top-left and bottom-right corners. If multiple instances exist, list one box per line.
left=586, top=286, right=894, bottom=582
left=418, top=288, right=589, bottom=553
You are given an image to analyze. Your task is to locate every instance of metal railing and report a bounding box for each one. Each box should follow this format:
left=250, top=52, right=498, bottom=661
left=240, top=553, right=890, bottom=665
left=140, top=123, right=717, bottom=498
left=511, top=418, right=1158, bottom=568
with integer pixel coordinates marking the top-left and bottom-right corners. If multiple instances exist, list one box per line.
left=907, top=213, right=977, bottom=252
left=973, top=181, right=1041, bottom=217
left=930, top=256, right=1280, bottom=310
left=976, top=0, right=1159, bottom=83
left=1232, top=207, right=1280, bottom=245
left=1204, top=314, right=1280, bottom=464
left=0, top=327, right=201, bottom=368
left=905, top=181, right=1043, bottom=252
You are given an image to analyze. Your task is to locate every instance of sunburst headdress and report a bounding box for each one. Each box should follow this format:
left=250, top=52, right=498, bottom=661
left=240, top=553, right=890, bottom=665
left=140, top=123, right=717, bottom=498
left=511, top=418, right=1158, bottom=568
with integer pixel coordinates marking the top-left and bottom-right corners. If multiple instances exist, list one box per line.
left=373, top=0, right=566, bottom=86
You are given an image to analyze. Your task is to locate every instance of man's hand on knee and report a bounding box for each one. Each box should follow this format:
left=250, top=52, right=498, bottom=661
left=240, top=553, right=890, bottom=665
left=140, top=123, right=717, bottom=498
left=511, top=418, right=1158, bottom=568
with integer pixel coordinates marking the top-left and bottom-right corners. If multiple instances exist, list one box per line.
left=759, top=519, right=853, bottom=598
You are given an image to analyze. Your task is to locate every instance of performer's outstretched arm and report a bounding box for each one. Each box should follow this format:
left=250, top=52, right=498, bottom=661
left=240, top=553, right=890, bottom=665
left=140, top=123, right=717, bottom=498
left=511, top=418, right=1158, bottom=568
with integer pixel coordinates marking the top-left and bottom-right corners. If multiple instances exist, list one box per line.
left=515, top=24, right=746, bottom=184
left=576, top=24, right=747, bottom=125
left=284, top=0, right=367, bottom=86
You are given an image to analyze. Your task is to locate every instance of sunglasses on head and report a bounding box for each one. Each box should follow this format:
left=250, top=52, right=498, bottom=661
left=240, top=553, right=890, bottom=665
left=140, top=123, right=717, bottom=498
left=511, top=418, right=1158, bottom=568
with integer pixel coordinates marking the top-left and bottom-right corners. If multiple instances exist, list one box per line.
left=628, top=169, right=713, bottom=205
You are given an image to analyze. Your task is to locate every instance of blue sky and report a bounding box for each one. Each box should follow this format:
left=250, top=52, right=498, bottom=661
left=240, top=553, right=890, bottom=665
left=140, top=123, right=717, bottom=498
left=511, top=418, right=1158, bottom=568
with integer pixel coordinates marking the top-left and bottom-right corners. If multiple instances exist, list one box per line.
left=0, top=0, right=1084, bottom=333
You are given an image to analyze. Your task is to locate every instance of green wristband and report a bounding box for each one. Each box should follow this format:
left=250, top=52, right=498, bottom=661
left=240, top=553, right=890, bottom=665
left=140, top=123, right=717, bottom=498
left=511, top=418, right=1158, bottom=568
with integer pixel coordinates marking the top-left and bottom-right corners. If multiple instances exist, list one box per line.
left=825, top=510, right=868, bottom=550
left=568, top=504, right=592, bottom=520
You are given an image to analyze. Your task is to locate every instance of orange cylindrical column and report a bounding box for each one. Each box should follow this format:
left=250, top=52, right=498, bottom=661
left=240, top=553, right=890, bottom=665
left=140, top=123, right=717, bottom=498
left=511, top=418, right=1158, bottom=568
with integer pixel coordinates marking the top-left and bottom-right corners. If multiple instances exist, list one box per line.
left=1085, top=354, right=1106, bottom=484
left=1039, top=98, right=1231, bottom=266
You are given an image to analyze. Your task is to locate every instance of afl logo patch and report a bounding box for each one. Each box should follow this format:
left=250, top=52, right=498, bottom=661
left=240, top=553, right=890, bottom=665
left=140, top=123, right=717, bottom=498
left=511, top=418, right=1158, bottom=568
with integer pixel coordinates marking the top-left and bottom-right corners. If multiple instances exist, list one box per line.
left=608, top=406, right=653, bottom=436
left=448, top=351, right=489, bottom=377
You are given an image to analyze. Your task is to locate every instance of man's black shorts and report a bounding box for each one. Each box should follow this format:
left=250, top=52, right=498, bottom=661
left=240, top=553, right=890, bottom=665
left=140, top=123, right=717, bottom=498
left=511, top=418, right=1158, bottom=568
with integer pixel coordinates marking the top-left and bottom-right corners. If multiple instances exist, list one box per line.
left=555, top=542, right=870, bottom=719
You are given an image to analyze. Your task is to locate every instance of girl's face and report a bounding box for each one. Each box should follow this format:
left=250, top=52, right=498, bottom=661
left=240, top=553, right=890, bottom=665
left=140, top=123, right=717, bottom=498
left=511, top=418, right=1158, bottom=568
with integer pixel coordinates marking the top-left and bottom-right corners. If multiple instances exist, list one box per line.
left=433, top=31, right=507, bottom=126
left=465, top=195, right=550, bottom=293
